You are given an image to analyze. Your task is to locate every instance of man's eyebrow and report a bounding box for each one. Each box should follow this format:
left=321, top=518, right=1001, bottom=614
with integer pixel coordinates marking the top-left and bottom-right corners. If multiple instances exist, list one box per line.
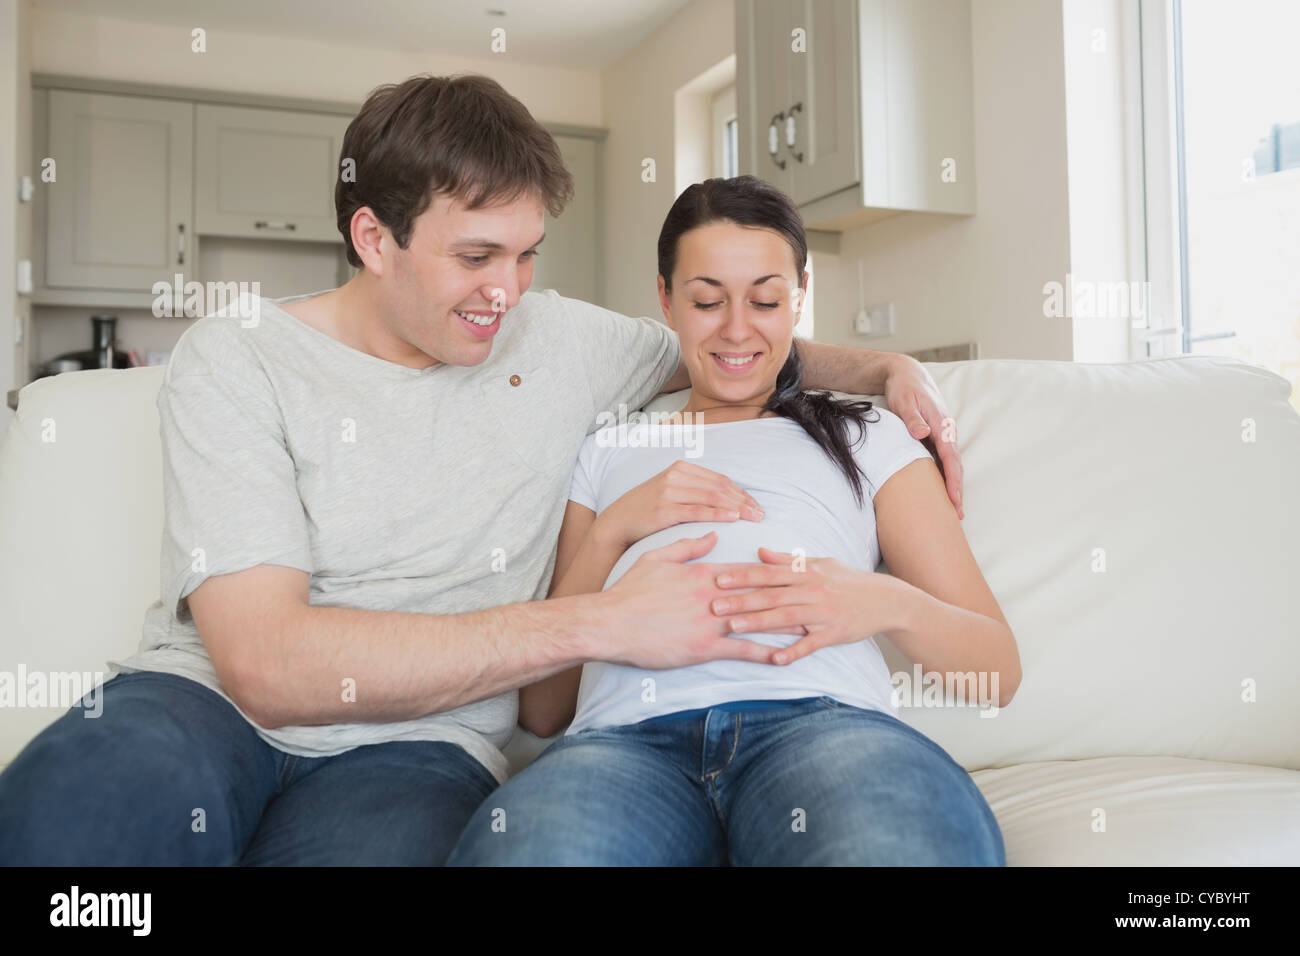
left=449, top=232, right=546, bottom=251
left=684, top=274, right=783, bottom=287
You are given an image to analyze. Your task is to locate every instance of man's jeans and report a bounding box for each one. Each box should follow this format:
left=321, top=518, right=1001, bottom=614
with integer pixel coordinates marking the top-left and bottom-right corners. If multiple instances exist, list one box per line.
left=0, top=670, right=497, bottom=865
left=447, top=696, right=1005, bottom=866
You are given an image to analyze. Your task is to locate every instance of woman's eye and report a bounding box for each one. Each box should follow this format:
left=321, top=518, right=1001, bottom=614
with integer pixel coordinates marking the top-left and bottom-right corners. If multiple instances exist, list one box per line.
left=753, top=302, right=779, bottom=309
left=693, top=301, right=723, bottom=310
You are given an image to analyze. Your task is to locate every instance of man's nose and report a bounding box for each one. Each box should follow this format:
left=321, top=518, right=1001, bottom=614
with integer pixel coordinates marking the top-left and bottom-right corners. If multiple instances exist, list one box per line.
left=485, top=272, right=521, bottom=312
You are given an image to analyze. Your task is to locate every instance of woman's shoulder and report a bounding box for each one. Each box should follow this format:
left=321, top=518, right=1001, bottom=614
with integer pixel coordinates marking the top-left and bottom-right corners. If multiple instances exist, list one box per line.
left=851, top=405, right=936, bottom=470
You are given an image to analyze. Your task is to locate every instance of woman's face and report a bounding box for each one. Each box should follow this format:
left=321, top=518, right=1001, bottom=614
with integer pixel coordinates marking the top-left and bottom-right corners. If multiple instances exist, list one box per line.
left=657, top=221, right=807, bottom=410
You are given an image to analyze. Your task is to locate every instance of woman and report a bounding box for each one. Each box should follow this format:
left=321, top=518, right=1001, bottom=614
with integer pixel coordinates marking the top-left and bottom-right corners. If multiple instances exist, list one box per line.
left=447, top=175, right=1020, bottom=866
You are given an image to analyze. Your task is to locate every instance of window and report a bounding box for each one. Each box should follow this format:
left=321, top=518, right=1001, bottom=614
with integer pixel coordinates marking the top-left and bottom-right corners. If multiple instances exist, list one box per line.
left=1137, top=0, right=1300, bottom=410
left=723, top=116, right=738, bottom=178
left=711, top=85, right=738, bottom=179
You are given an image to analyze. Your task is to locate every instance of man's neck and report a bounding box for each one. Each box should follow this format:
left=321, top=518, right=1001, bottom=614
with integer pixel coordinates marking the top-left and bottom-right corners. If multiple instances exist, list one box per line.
left=281, top=276, right=437, bottom=371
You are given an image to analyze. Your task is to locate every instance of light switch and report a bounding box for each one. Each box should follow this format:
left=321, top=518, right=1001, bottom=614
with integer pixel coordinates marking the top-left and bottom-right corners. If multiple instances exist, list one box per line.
left=16, top=259, right=32, bottom=294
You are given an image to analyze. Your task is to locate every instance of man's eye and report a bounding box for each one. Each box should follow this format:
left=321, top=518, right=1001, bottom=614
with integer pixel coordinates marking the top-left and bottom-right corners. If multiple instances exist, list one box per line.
left=461, top=255, right=488, bottom=265
left=522, top=249, right=539, bottom=260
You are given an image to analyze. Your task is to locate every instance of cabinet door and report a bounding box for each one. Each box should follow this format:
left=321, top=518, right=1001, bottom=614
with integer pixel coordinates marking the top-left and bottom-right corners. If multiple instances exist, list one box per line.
left=790, top=0, right=861, bottom=206
left=740, top=0, right=795, bottom=195
left=46, top=91, right=193, bottom=291
left=529, top=135, right=599, bottom=304
left=195, top=104, right=350, bottom=242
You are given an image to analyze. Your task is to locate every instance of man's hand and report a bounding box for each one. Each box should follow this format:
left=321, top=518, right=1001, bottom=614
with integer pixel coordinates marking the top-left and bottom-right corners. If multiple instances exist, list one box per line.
left=883, top=354, right=964, bottom=519
left=594, top=531, right=792, bottom=670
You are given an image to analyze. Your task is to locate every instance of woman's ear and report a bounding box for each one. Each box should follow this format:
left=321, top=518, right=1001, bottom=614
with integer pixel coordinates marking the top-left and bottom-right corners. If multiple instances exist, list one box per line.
left=657, top=275, right=676, bottom=329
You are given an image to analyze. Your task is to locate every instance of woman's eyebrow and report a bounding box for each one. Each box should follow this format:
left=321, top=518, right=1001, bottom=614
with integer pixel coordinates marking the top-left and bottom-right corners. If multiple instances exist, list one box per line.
left=685, top=274, right=783, bottom=287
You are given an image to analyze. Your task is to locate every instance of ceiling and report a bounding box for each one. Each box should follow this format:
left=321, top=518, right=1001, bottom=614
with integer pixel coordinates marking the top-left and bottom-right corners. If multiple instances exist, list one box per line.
left=32, top=0, right=697, bottom=70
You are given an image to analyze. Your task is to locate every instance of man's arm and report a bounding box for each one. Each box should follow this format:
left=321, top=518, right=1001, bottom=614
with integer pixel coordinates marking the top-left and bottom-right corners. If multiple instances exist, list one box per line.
left=189, top=543, right=780, bottom=731
left=189, top=564, right=604, bottom=730
left=656, top=337, right=965, bottom=517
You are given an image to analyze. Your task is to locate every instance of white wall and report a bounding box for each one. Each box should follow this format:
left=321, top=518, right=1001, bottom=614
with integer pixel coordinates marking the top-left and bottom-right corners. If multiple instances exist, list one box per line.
left=600, top=0, right=737, bottom=325
left=1063, top=0, right=1138, bottom=363
left=30, top=7, right=602, bottom=125
left=600, top=0, right=1077, bottom=362
left=1, top=0, right=33, bottom=433
left=810, top=0, right=1075, bottom=361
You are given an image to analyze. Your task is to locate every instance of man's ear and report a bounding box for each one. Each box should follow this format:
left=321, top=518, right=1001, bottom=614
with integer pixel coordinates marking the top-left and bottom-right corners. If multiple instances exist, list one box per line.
left=351, top=206, right=386, bottom=277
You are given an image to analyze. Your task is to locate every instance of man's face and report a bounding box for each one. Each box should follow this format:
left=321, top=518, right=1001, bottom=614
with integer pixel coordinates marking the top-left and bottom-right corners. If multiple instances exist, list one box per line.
left=378, top=191, right=545, bottom=368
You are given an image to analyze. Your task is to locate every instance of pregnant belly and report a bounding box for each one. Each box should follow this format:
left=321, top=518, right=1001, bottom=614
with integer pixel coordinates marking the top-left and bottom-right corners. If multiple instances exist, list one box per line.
left=602, top=518, right=814, bottom=594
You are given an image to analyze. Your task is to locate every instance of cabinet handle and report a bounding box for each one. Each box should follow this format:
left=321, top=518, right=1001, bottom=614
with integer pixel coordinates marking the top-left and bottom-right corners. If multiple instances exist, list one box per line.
left=785, top=102, right=804, bottom=163
left=254, top=220, right=298, bottom=232
left=176, top=223, right=185, bottom=265
left=768, top=112, right=787, bottom=170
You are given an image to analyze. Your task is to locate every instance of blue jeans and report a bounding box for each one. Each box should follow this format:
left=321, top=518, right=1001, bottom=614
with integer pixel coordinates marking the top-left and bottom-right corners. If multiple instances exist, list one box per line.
left=0, top=670, right=497, bottom=865
left=447, top=696, right=1005, bottom=866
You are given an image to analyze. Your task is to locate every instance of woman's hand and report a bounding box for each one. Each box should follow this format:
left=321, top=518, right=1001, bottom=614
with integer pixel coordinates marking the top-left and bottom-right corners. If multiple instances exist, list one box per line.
left=709, top=547, right=913, bottom=664
left=592, top=460, right=766, bottom=551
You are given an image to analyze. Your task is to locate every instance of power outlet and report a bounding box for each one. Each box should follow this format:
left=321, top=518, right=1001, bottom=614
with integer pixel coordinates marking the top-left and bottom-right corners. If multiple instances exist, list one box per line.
left=853, top=301, right=895, bottom=337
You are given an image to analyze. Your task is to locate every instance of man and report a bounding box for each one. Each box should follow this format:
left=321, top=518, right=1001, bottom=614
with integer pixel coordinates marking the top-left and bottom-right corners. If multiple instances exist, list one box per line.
left=0, top=73, right=962, bottom=865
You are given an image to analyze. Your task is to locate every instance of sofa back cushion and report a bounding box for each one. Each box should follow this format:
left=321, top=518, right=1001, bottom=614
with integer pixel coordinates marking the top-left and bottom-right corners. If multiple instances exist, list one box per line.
left=0, top=367, right=166, bottom=764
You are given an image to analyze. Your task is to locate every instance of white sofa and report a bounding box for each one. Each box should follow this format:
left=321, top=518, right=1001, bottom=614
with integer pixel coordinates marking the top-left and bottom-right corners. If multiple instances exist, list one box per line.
left=2, top=355, right=1298, bottom=865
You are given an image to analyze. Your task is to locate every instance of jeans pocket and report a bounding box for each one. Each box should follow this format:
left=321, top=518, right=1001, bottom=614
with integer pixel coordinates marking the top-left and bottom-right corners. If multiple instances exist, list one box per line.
left=815, top=695, right=841, bottom=710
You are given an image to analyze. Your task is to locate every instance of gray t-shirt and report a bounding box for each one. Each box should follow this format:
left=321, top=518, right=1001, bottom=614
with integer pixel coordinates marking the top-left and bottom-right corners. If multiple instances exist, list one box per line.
left=109, top=287, right=681, bottom=784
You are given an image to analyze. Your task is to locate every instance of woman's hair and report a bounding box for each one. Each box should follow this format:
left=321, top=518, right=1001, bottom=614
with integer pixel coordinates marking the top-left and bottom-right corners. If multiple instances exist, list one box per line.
left=335, top=73, right=574, bottom=268
left=657, top=175, right=881, bottom=507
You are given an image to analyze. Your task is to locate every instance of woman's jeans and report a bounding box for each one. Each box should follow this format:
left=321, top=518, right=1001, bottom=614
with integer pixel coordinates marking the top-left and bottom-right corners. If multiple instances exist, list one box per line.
left=447, top=696, right=1005, bottom=866
left=0, top=670, right=498, bottom=865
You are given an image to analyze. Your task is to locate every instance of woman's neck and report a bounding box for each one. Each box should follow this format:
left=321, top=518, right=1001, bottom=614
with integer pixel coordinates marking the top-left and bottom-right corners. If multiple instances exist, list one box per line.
left=676, top=401, right=781, bottom=425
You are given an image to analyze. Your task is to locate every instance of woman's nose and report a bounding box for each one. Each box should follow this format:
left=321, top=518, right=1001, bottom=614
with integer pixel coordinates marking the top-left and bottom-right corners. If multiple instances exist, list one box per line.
left=719, top=304, right=753, bottom=341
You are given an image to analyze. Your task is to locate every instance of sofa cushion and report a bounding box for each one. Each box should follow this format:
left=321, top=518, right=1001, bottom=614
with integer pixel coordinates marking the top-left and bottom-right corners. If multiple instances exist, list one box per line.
left=0, top=367, right=166, bottom=766
left=971, top=755, right=1300, bottom=865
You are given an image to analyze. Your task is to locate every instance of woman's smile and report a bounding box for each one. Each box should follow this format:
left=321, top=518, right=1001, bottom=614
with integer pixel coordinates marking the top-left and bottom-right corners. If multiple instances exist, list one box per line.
left=710, top=350, right=763, bottom=374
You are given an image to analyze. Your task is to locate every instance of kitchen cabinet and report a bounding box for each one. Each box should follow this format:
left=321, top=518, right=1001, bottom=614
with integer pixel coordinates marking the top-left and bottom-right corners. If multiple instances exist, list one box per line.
left=44, top=90, right=193, bottom=292
left=736, top=0, right=976, bottom=231
left=32, top=81, right=353, bottom=307
left=194, top=104, right=351, bottom=242
left=28, top=76, right=607, bottom=323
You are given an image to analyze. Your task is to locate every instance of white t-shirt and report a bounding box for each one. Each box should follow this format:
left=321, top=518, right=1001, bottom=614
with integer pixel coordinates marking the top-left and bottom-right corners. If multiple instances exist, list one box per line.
left=565, top=406, right=935, bottom=734
left=109, top=287, right=681, bottom=785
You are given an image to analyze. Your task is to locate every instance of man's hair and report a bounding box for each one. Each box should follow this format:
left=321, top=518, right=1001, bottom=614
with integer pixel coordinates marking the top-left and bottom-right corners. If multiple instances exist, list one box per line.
left=336, top=73, right=575, bottom=267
